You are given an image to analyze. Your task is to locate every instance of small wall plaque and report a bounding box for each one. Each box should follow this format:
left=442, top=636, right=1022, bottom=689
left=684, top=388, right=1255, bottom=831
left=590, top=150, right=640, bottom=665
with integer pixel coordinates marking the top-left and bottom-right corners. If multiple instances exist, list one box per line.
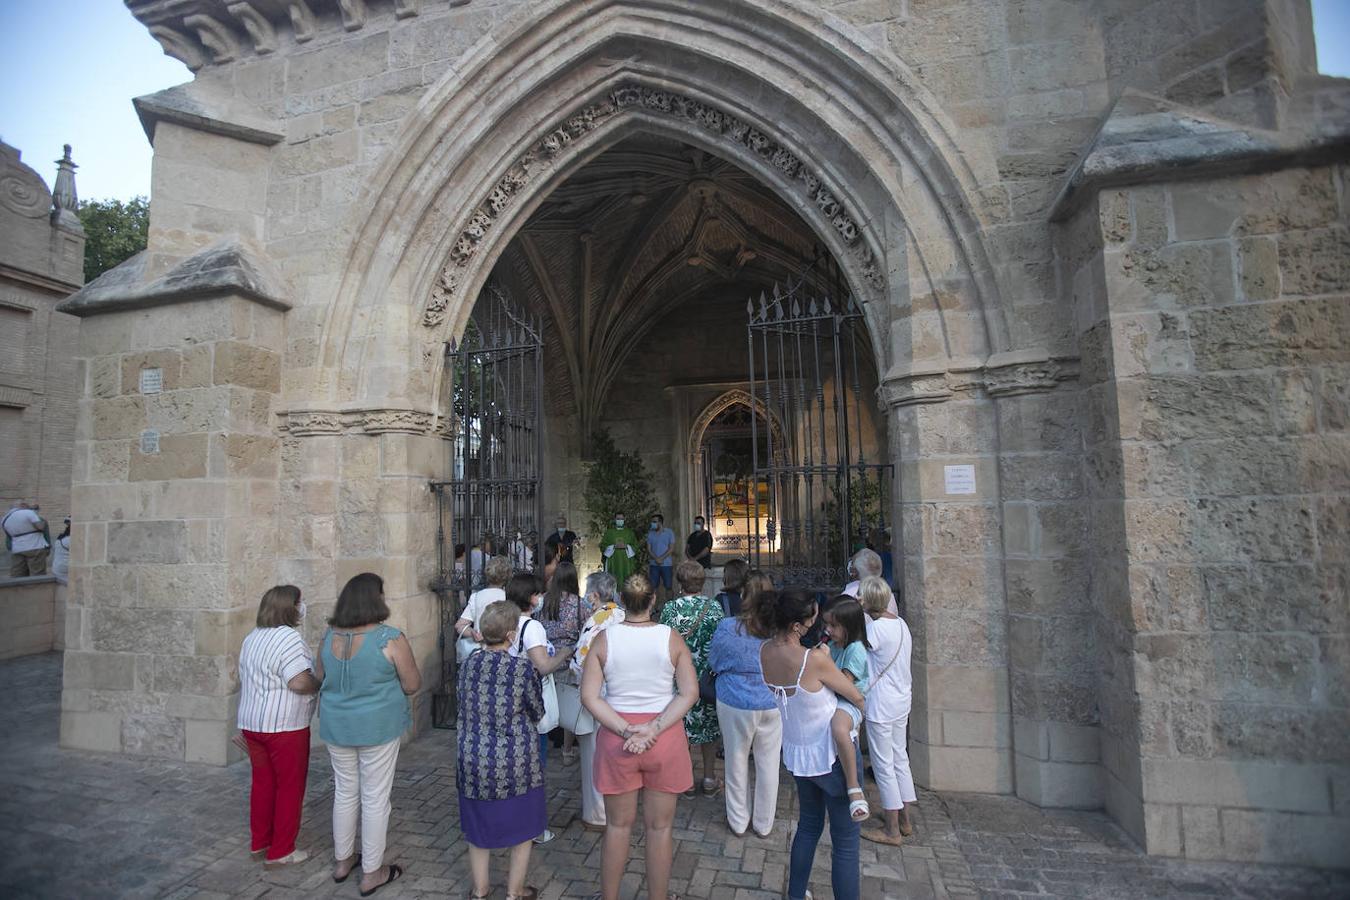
left=140, top=430, right=160, bottom=454
left=943, top=464, right=976, bottom=495
left=139, top=367, right=163, bottom=394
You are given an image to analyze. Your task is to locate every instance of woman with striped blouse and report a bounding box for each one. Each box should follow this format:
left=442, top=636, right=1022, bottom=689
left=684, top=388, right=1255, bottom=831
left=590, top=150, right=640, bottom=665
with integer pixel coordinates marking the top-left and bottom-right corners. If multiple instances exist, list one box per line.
left=237, top=585, right=319, bottom=868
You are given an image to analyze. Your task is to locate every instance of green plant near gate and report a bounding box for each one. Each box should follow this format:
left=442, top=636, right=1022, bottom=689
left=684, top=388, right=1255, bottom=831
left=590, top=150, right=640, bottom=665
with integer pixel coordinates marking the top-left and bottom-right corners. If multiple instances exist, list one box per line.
left=582, top=429, right=658, bottom=572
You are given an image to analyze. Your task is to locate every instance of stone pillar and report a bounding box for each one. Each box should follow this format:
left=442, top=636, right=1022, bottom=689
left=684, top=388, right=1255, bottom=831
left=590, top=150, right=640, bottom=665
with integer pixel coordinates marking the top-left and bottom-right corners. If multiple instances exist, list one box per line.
left=1080, top=167, right=1350, bottom=865
left=886, top=385, right=1013, bottom=794
left=59, top=253, right=288, bottom=763
left=997, top=385, right=1102, bottom=809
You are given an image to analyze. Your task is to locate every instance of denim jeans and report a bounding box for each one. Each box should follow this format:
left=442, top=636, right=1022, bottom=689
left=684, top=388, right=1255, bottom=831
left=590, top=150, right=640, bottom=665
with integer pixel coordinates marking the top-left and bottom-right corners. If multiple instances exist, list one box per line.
left=788, top=749, right=861, bottom=900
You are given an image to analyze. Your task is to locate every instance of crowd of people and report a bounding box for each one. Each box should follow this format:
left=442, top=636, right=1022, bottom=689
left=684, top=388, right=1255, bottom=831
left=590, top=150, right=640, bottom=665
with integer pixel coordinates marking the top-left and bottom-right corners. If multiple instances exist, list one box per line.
left=235, top=521, right=911, bottom=900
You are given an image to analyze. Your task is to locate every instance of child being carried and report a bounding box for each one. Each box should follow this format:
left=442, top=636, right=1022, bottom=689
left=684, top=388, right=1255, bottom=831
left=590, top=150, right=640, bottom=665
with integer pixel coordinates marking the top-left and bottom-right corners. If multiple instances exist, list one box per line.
left=823, top=596, right=871, bottom=821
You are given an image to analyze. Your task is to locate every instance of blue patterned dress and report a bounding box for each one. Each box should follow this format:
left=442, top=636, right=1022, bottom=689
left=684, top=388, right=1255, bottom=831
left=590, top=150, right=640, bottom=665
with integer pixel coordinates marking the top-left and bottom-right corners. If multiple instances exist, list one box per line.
left=456, top=649, right=546, bottom=847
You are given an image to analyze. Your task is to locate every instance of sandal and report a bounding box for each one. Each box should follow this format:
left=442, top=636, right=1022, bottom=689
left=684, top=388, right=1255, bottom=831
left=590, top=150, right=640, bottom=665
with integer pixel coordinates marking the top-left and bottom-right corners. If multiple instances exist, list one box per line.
left=359, top=864, right=404, bottom=897
left=333, top=854, right=362, bottom=883
left=847, top=787, right=869, bottom=821
left=505, top=888, right=537, bottom=900
left=701, top=777, right=724, bottom=797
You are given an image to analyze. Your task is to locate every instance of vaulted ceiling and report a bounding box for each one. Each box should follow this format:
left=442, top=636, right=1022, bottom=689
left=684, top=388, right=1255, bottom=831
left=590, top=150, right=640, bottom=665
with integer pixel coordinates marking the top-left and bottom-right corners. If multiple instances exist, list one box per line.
left=486, top=134, right=831, bottom=435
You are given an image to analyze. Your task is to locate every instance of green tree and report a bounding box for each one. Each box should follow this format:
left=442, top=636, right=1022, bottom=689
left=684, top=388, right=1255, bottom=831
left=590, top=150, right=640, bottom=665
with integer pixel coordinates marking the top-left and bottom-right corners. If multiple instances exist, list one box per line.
left=77, top=196, right=149, bottom=283
left=583, top=428, right=658, bottom=569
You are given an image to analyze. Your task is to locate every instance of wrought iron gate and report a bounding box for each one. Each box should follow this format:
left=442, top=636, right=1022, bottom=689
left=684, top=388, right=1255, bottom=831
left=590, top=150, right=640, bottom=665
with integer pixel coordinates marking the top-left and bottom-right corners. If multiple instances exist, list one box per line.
left=745, top=261, right=893, bottom=591
left=430, top=285, right=543, bottom=728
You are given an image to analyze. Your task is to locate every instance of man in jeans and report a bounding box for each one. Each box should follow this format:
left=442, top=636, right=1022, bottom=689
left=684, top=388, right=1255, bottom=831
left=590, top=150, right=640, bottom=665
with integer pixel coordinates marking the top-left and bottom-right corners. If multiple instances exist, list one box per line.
left=3, top=501, right=50, bottom=577
left=645, top=513, right=676, bottom=604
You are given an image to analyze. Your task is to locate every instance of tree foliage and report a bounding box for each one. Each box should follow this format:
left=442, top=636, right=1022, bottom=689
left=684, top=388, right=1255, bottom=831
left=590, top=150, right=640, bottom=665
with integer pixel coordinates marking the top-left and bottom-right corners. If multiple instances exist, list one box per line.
left=583, top=429, right=658, bottom=568
left=77, top=196, right=149, bottom=283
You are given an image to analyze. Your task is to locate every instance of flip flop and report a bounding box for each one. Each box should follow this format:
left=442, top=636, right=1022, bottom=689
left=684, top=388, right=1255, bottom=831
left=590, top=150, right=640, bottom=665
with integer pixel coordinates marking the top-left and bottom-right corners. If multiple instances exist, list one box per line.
left=359, top=864, right=404, bottom=897
left=333, top=854, right=362, bottom=883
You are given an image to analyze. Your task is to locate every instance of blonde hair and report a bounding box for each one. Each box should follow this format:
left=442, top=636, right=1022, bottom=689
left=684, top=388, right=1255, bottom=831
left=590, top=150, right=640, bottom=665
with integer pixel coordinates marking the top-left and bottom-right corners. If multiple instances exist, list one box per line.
left=857, top=576, right=894, bottom=617
left=484, top=556, right=512, bottom=587
left=675, top=559, right=706, bottom=594
left=479, top=600, right=520, bottom=645
left=621, top=573, right=655, bottom=614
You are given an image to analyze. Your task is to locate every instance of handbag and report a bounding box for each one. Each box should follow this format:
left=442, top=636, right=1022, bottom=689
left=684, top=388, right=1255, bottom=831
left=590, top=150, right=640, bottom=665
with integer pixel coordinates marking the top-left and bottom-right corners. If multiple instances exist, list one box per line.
left=519, top=622, right=560, bottom=734
left=682, top=598, right=718, bottom=705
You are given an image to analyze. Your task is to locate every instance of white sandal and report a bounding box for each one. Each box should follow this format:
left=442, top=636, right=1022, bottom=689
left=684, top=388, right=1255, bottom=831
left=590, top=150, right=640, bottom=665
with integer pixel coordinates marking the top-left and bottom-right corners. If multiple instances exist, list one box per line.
left=847, top=787, right=869, bottom=821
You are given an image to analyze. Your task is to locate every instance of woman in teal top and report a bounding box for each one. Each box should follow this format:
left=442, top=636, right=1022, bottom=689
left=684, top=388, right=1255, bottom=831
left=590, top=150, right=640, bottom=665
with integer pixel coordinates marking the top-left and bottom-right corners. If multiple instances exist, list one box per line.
left=315, top=573, right=421, bottom=897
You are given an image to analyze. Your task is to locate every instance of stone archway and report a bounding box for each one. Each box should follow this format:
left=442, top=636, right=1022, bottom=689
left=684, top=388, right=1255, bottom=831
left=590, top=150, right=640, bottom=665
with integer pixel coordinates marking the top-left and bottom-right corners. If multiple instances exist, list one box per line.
left=302, top=0, right=1011, bottom=429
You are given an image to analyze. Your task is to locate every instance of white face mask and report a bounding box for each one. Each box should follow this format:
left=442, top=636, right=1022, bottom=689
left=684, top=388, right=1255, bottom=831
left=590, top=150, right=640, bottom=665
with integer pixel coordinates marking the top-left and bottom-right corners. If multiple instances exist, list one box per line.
left=531, top=594, right=544, bottom=615
left=297, top=600, right=307, bottom=622
left=615, top=519, right=625, bottom=527
left=557, top=526, right=566, bottom=535
left=695, top=522, right=704, bottom=530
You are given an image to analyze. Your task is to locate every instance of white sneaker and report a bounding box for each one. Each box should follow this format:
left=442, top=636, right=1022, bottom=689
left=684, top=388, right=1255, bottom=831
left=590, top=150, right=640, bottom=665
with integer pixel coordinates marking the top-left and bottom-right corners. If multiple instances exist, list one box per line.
left=263, top=849, right=310, bottom=869
left=533, top=828, right=556, bottom=844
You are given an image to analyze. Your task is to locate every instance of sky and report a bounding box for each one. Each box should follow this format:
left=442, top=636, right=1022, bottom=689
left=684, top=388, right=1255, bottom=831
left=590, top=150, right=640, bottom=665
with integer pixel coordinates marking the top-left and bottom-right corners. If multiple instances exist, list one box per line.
left=0, top=0, right=1347, bottom=203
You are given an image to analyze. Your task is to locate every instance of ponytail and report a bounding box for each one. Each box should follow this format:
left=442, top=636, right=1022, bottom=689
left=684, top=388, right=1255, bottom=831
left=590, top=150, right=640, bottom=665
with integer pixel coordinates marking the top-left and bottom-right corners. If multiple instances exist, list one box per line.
left=749, top=587, right=816, bottom=638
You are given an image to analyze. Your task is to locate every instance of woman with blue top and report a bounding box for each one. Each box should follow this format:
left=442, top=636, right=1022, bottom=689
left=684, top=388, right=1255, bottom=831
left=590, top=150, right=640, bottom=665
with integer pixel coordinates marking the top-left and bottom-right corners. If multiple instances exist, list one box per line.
left=821, top=596, right=871, bottom=821
left=315, top=573, right=421, bottom=897
left=707, top=573, right=783, bottom=837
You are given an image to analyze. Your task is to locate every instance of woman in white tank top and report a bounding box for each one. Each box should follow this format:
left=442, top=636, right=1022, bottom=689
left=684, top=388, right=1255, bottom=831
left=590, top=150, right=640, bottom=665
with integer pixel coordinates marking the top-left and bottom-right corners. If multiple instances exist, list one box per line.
left=757, top=589, right=866, bottom=900
left=581, top=573, right=698, bottom=900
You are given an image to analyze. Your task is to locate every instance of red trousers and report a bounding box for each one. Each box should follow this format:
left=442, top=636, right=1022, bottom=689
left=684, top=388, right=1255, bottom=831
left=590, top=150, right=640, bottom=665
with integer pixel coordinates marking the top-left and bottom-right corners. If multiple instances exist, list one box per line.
left=243, top=727, right=311, bottom=860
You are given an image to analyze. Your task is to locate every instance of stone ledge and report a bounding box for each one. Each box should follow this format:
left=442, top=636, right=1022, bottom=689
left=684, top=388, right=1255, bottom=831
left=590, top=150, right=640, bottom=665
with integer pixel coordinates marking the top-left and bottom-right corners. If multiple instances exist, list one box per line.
left=879, top=352, right=1080, bottom=407
left=1051, top=85, right=1350, bottom=222
left=133, top=82, right=284, bottom=147
left=56, top=241, right=290, bottom=318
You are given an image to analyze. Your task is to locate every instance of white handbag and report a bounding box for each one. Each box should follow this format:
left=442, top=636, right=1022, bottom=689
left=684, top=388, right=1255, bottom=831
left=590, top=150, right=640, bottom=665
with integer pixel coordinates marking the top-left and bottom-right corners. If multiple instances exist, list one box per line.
left=538, top=673, right=560, bottom=734
left=556, top=680, right=595, bottom=735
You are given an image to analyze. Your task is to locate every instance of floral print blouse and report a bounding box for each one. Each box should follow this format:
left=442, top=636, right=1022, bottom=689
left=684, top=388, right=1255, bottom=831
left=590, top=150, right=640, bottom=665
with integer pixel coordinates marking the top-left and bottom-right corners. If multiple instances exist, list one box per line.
left=457, top=649, right=544, bottom=801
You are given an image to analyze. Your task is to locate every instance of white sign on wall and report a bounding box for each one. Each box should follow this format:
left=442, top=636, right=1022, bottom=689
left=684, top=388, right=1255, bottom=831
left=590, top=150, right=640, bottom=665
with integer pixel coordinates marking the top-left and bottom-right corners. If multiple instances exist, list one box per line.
left=139, top=367, right=163, bottom=394
left=943, top=464, right=976, bottom=495
left=140, top=430, right=160, bottom=454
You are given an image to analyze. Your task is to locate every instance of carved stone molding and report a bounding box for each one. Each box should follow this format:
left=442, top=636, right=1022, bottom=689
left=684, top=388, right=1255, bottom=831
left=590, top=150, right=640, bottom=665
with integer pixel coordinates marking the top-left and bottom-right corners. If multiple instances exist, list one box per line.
left=227, top=3, right=277, bottom=54
left=338, top=0, right=367, bottom=31
left=422, top=83, right=885, bottom=328
left=878, top=355, right=1080, bottom=408
left=288, top=1, right=316, bottom=42
left=147, top=25, right=207, bottom=71
left=183, top=14, right=240, bottom=64
left=280, top=408, right=441, bottom=436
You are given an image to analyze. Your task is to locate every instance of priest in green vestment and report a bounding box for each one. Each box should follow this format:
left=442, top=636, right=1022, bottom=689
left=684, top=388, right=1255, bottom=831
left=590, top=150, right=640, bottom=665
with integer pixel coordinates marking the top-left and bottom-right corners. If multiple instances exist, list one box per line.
left=600, top=513, right=639, bottom=583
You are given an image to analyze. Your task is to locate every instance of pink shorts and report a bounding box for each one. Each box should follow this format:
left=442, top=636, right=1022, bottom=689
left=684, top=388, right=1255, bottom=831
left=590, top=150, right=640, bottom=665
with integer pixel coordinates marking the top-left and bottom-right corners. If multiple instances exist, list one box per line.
left=594, top=712, right=694, bottom=796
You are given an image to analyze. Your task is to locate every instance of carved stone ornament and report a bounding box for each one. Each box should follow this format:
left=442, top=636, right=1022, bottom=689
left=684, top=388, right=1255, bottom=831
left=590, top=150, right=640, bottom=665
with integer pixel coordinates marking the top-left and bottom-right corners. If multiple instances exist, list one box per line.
left=422, top=83, right=884, bottom=327
left=359, top=409, right=433, bottom=434
left=0, top=172, right=49, bottom=219
left=227, top=3, right=278, bottom=55
left=877, top=356, right=1080, bottom=408
left=282, top=411, right=343, bottom=435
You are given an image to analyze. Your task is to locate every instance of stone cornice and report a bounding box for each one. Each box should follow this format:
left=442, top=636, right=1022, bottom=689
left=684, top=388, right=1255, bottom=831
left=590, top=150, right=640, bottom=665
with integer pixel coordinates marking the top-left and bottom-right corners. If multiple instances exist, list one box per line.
left=128, top=0, right=475, bottom=69
left=878, top=353, right=1079, bottom=408
left=1050, top=86, right=1350, bottom=222
left=279, top=407, right=440, bottom=435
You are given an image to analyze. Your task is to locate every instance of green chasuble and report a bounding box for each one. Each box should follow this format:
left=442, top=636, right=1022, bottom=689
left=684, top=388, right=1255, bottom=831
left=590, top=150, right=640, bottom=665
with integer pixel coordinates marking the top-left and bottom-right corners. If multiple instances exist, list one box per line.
left=600, top=525, right=640, bottom=582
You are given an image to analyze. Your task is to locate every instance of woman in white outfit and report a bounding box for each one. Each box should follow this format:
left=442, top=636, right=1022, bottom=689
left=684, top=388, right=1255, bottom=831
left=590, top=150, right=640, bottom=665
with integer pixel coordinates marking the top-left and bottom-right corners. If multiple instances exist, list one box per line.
left=856, top=576, right=916, bottom=845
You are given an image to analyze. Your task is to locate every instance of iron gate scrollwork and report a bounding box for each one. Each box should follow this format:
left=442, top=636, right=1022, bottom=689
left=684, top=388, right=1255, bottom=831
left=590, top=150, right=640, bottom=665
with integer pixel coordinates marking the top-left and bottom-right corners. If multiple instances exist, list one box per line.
left=746, top=258, right=893, bottom=592
left=430, top=285, right=543, bottom=728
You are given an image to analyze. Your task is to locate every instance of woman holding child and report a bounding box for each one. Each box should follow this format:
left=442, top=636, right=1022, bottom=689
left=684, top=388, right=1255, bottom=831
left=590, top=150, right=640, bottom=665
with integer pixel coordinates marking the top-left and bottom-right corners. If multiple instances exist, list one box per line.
left=757, top=588, right=866, bottom=900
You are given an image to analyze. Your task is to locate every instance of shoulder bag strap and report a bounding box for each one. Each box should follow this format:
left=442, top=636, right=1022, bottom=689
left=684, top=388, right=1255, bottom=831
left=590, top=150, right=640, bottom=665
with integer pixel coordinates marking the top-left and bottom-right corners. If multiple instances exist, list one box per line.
left=681, top=597, right=713, bottom=641
left=870, top=622, right=906, bottom=685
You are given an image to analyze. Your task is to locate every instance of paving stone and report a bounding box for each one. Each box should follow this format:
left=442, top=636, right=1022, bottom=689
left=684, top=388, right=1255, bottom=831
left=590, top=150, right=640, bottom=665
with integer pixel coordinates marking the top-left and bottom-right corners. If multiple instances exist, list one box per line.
left=1, top=654, right=1349, bottom=899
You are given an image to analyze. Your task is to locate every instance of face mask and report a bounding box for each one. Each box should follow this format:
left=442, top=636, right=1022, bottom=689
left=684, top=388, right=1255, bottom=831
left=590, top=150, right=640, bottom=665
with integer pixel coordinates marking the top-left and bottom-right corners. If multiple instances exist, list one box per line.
left=650, top=522, right=659, bottom=531
left=557, top=527, right=566, bottom=536
left=297, top=601, right=307, bottom=622
left=695, top=522, right=704, bottom=531
left=615, top=519, right=624, bottom=527
left=531, top=594, right=544, bottom=615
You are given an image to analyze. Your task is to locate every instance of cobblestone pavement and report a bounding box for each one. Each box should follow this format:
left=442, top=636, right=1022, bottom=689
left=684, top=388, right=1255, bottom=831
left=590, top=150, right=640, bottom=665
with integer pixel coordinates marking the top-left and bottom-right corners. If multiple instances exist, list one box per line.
left=1, top=653, right=1345, bottom=899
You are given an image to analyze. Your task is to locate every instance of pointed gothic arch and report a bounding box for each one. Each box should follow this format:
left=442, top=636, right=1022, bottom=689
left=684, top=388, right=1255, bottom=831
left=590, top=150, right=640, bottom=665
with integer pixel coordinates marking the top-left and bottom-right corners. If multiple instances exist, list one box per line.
left=304, top=0, right=1010, bottom=426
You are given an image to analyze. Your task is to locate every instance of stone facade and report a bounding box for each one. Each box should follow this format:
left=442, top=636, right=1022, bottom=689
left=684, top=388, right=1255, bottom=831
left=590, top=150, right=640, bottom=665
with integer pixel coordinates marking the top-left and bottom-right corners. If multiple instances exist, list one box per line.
left=0, top=142, right=84, bottom=567
left=53, top=0, right=1349, bottom=867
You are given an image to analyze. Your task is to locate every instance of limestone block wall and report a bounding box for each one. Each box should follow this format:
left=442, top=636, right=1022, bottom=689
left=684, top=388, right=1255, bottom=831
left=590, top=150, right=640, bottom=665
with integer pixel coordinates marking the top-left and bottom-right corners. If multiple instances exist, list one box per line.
left=1079, top=165, right=1350, bottom=866
left=894, top=397, right=1012, bottom=794
left=61, top=295, right=285, bottom=763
